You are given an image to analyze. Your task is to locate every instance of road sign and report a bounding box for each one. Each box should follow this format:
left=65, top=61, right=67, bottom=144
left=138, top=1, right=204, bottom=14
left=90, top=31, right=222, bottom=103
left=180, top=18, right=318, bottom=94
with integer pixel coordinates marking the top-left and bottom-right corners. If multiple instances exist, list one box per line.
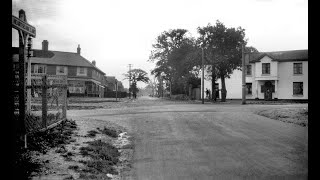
left=12, top=15, right=36, bottom=37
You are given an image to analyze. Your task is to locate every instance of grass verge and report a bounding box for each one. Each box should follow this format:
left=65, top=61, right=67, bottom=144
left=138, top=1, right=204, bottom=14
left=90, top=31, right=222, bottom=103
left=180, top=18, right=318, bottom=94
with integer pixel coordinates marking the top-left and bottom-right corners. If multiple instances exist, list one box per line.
left=14, top=119, right=77, bottom=178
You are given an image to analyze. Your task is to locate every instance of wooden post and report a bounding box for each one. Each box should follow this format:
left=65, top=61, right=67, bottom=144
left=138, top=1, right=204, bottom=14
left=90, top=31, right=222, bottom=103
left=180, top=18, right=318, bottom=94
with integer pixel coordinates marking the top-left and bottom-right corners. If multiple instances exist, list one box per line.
left=42, top=75, right=47, bottom=128
left=242, top=44, right=246, bottom=105
left=115, top=81, right=118, bottom=101
left=62, top=83, right=67, bottom=119
left=18, top=30, right=26, bottom=135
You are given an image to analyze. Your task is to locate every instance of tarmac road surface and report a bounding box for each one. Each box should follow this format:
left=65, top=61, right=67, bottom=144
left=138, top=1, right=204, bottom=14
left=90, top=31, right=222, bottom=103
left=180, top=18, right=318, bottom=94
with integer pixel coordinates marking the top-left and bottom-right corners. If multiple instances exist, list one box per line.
left=68, top=96, right=308, bottom=180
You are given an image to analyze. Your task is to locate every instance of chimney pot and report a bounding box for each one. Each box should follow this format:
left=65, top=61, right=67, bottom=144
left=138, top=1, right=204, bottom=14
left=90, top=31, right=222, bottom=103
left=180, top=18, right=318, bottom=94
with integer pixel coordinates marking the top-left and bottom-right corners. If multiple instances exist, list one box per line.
left=77, top=44, right=81, bottom=54
left=92, top=60, right=96, bottom=66
left=42, top=40, right=48, bottom=51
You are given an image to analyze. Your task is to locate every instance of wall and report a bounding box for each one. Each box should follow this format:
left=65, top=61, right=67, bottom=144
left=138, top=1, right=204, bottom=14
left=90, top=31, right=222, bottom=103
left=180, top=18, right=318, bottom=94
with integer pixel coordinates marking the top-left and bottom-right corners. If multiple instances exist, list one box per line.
left=254, top=56, right=278, bottom=79
left=46, top=65, right=56, bottom=75
left=68, top=66, right=77, bottom=76
left=202, top=69, right=251, bottom=99
left=277, top=61, right=308, bottom=99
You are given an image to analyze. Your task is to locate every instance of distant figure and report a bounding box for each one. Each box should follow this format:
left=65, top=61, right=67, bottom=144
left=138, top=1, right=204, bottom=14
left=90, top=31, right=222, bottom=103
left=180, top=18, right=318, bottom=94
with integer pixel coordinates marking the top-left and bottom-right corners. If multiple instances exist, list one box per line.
left=206, top=88, right=209, bottom=99
left=214, top=89, right=218, bottom=101
left=51, top=88, right=59, bottom=107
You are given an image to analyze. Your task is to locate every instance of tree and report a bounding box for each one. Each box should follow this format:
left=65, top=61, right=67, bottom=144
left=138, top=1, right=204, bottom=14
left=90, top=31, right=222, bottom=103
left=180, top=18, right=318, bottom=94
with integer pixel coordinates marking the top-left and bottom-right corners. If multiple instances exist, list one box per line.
left=150, top=29, right=202, bottom=97
left=197, top=20, right=247, bottom=102
left=149, top=29, right=196, bottom=96
left=124, top=69, right=150, bottom=98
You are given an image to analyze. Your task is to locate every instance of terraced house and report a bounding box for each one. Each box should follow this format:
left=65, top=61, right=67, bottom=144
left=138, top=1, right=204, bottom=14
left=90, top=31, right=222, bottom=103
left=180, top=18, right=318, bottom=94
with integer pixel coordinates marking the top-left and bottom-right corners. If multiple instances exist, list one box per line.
left=203, top=49, right=308, bottom=100
left=12, top=40, right=106, bottom=97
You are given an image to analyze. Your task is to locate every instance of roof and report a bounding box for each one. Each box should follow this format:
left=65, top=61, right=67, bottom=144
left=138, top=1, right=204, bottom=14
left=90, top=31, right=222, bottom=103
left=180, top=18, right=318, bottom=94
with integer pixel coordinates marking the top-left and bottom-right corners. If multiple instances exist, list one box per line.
left=248, top=49, right=308, bottom=63
left=105, top=76, right=116, bottom=83
left=12, top=47, right=105, bottom=75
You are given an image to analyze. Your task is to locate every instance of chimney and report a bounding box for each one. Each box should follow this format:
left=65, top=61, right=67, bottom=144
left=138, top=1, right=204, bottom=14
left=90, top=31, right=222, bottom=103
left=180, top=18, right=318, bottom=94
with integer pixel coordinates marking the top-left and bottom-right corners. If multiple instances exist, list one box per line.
left=92, top=60, right=96, bottom=66
left=42, top=40, right=48, bottom=51
left=77, top=44, right=81, bottom=54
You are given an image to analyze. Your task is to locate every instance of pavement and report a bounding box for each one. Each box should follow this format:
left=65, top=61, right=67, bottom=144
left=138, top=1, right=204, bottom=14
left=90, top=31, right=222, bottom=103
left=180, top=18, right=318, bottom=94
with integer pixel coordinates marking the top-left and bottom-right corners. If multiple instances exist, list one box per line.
left=67, top=96, right=308, bottom=180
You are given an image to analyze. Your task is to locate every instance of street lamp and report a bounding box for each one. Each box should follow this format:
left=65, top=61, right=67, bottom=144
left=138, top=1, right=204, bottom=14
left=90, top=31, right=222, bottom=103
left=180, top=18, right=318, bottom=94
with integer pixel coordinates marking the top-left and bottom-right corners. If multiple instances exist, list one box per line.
left=26, top=37, right=33, bottom=113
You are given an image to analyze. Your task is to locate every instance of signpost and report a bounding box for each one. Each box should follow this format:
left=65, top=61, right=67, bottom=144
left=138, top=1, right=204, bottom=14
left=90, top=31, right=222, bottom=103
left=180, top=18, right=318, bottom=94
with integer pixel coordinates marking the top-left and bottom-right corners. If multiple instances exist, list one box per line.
left=12, top=9, right=36, bottom=148
left=12, top=15, right=36, bottom=37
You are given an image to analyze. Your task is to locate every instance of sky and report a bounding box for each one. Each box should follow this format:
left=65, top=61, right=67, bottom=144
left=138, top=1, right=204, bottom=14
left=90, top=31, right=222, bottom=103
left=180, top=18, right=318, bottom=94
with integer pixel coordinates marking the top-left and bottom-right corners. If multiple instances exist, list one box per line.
left=12, top=0, right=308, bottom=89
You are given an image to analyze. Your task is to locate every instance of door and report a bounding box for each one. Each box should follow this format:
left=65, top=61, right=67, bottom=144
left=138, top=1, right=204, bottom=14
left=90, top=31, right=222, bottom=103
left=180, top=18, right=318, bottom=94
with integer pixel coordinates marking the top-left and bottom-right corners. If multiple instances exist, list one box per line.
left=264, top=81, right=273, bottom=101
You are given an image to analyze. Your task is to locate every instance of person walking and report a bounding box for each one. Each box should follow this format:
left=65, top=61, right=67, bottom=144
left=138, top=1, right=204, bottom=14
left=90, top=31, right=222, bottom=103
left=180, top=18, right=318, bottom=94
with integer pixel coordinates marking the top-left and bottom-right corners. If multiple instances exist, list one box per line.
left=206, top=88, right=209, bottom=99
left=51, top=87, right=59, bottom=107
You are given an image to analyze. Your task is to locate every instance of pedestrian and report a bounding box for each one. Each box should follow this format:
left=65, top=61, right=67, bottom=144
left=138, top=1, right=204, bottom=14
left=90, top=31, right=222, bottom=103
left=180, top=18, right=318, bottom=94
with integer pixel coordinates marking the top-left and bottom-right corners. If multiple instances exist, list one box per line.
left=206, top=88, right=209, bottom=99
left=214, top=89, right=219, bottom=101
left=66, top=89, right=70, bottom=106
left=51, top=87, right=59, bottom=107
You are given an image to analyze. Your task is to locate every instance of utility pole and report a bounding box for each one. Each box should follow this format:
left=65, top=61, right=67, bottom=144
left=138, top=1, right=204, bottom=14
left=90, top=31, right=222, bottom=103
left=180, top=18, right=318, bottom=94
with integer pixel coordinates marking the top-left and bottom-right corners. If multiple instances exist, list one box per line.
left=115, top=79, right=118, bottom=101
left=202, top=47, right=205, bottom=104
left=128, top=64, right=132, bottom=99
left=242, top=44, right=246, bottom=105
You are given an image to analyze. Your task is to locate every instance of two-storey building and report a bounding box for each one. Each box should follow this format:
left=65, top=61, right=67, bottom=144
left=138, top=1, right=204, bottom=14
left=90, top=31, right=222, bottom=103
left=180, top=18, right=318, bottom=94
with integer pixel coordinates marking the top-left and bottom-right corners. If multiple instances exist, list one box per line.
left=12, top=40, right=106, bottom=97
left=203, top=49, right=308, bottom=100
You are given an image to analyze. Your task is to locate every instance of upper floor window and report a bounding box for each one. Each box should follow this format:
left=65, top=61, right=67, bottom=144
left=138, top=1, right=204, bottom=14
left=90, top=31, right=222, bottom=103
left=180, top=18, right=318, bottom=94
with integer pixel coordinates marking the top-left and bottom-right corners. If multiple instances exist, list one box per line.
left=56, top=66, right=67, bottom=75
left=77, top=67, right=87, bottom=76
left=262, top=63, right=270, bottom=74
left=293, top=63, right=303, bottom=75
left=32, top=64, right=46, bottom=74
left=293, top=82, right=303, bottom=95
left=246, top=65, right=252, bottom=75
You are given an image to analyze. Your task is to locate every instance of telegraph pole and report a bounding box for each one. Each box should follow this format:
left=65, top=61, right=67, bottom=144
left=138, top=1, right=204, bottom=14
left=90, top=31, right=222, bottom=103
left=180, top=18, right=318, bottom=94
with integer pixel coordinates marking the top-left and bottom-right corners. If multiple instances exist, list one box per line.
left=202, top=48, right=205, bottom=104
left=128, top=64, right=132, bottom=99
left=242, top=44, right=246, bottom=105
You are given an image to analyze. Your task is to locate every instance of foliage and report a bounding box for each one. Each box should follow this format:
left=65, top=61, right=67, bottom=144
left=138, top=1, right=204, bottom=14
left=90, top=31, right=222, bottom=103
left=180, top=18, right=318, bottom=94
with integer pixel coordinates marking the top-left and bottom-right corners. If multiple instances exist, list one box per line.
left=149, top=29, right=202, bottom=95
left=197, top=20, right=247, bottom=101
left=124, top=68, right=150, bottom=98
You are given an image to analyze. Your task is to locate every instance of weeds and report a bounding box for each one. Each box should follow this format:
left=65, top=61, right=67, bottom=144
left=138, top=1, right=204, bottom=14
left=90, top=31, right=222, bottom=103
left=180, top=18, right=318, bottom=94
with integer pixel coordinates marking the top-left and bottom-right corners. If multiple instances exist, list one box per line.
left=78, top=139, right=120, bottom=176
left=98, top=126, right=119, bottom=138
left=86, top=130, right=99, bottom=138
left=14, top=119, right=77, bottom=179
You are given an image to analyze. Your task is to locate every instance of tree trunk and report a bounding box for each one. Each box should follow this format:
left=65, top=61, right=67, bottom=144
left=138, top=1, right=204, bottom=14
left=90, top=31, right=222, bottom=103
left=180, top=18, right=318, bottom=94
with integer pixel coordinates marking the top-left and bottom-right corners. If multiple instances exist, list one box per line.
left=211, top=66, right=216, bottom=101
left=220, top=74, right=226, bottom=102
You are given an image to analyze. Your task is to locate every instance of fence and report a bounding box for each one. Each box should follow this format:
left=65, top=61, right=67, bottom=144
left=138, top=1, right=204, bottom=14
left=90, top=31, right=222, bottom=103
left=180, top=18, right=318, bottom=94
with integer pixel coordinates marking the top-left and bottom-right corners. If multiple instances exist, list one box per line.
left=104, top=91, right=127, bottom=98
left=25, top=74, right=68, bottom=134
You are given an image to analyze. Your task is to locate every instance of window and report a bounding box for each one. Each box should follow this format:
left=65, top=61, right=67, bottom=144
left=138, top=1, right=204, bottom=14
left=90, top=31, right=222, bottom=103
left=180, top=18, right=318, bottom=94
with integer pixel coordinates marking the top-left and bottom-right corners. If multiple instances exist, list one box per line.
left=79, top=67, right=85, bottom=74
left=293, top=82, right=303, bottom=95
left=32, top=64, right=46, bottom=74
left=56, top=66, right=67, bottom=75
left=262, top=63, right=270, bottom=74
left=77, top=67, right=87, bottom=76
left=246, top=65, right=252, bottom=75
left=293, top=63, right=302, bottom=75
left=246, top=83, right=252, bottom=95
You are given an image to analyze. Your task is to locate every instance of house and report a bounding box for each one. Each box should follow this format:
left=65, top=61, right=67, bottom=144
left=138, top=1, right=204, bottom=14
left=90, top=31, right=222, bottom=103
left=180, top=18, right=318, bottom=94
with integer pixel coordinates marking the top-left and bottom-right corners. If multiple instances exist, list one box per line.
left=12, top=40, right=106, bottom=97
left=202, top=49, right=308, bottom=100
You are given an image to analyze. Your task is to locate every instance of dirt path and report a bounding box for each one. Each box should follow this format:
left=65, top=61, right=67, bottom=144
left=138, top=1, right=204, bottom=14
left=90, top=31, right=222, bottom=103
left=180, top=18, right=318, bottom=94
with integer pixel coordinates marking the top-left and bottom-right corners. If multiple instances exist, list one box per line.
left=31, top=97, right=308, bottom=179
left=66, top=98, right=308, bottom=179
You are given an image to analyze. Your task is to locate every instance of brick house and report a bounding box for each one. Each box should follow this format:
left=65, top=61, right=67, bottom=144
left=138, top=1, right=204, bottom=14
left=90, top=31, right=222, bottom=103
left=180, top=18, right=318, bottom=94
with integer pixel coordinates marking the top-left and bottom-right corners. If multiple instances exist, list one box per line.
left=202, top=49, right=308, bottom=100
left=12, top=40, right=106, bottom=97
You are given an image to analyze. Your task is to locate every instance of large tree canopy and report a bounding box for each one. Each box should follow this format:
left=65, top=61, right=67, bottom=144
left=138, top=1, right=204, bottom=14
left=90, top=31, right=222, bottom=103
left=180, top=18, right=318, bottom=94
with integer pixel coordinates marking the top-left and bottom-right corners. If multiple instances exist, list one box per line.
left=197, top=20, right=247, bottom=101
left=149, top=29, right=201, bottom=96
left=124, top=68, right=150, bottom=98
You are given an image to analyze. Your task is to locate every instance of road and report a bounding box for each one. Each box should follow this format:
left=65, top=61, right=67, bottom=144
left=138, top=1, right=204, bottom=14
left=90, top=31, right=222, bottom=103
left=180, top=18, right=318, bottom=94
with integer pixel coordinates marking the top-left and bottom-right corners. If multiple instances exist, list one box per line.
left=68, top=96, right=308, bottom=180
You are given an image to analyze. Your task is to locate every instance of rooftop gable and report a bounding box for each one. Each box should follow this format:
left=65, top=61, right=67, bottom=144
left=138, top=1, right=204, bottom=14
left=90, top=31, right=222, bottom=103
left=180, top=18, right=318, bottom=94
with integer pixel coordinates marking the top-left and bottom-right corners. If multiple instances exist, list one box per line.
left=248, top=49, right=308, bottom=63
left=12, top=47, right=105, bottom=75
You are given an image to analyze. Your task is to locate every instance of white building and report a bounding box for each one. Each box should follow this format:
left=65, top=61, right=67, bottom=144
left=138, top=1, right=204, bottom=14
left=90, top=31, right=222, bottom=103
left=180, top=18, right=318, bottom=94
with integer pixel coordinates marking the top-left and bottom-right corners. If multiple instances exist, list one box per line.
left=202, top=49, right=308, bottom=100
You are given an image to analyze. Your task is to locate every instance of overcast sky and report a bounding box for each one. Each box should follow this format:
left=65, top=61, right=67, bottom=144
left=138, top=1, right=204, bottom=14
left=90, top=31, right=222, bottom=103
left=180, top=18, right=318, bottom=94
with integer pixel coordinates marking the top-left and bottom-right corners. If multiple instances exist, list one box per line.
left=12, top=0, right=308, bottom=88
